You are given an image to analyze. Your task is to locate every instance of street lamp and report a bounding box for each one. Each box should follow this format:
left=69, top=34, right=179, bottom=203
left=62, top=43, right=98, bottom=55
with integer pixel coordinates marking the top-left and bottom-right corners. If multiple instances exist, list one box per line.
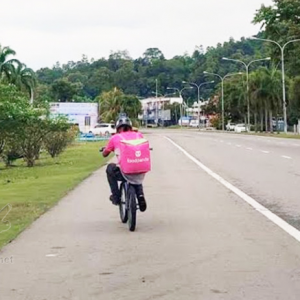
left=182, top=80, right=214, bottom=129
left=249, top=36, right=300, bottom=133
left=204, top=71, right=243, bottom=131
left=222, top=57, right=271, bottom=132
left=167, top=86, right=194, bottom=127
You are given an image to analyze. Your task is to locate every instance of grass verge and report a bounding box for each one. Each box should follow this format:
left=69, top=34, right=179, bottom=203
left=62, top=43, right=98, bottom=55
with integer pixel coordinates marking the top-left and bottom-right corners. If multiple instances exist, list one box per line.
left=246, top=132, right=300, bottom=139
left=0, top=142, right=108, bottom=249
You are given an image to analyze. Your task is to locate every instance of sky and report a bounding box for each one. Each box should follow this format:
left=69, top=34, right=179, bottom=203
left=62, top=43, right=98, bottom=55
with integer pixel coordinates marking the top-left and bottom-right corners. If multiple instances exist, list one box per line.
left=0, top=0, right=274, bottom=71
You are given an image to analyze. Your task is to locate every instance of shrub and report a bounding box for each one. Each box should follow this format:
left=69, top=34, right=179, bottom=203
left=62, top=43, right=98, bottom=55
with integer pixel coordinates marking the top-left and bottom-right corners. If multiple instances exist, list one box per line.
left=1, top=142, right=23, bottom=167
left=44, top=127, right=77, bottom=158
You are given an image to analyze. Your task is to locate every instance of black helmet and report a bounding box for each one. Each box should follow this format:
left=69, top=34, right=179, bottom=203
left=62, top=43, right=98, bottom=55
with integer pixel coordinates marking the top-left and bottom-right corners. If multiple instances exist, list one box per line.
left=116, top=116, right=132, bottom=131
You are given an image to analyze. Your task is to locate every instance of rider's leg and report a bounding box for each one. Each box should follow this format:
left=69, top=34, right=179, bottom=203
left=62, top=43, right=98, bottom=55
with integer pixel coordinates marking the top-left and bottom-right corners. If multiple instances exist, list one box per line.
left=134, top=184, right=147, bottom=212
left=106, top=163, right=124, bottom=204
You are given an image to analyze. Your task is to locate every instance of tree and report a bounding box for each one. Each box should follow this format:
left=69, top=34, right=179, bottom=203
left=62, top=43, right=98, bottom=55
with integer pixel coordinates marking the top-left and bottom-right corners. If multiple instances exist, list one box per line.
left=143, top=48, right=165, bottom=64
left=222, top=76, right=247, bottom=123
left=97, top=88, right=141, bottom=124
left=0, top=45, right=21, bottom=83
left=113, top=62, right=138, bottom=95
left=11, top=63, right=36, bottom=103
left=249, top=67, right=282, bottom=131
left=51, top=79, right=80, bottom=102
left=44, top=127, right=77, bottom=158
left=253, top=0, right=300, bottom=77
left=288, top=76, right=300, bottom=124
left=0, top=84, right=72, bottom=167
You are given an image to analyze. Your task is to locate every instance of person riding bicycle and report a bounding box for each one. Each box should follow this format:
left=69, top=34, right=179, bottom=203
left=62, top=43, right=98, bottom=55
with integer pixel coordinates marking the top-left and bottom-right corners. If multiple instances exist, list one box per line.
left=101, top=116, right=147, bottom=212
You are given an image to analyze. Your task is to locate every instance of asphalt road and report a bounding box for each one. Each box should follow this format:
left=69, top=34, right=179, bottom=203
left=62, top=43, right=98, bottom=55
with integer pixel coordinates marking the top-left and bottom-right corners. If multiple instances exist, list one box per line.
left=1, top=131, right=300, bottom=299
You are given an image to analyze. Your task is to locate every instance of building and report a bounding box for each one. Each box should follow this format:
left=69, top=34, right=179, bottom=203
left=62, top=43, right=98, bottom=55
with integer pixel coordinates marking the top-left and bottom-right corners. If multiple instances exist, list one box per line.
left=50, top=102, right=98, bottom=133
left=186, top=101, right=208, bottom=119
left=139, top=97, right=183, bottom=122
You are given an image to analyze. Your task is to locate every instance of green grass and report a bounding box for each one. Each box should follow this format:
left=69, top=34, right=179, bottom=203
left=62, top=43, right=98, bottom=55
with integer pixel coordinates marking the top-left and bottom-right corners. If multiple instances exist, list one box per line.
left=0, top=142, right=108, bottom=249
left=246, top=132, right=300, bottom=139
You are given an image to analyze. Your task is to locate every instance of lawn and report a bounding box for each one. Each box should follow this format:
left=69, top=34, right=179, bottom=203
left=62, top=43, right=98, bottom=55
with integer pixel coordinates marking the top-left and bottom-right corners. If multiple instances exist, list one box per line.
left=0, top=142, right=108, bottom=249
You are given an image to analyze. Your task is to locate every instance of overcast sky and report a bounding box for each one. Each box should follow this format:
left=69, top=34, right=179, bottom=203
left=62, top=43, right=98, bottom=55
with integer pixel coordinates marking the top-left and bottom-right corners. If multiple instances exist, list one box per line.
left=0, top=0, right=274, bottom=71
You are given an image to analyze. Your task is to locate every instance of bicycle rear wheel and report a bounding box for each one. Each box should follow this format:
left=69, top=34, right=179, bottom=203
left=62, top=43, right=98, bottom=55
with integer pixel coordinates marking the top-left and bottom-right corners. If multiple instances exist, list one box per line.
left=128, top=186, right=137, bottom=232
left=119, top=182, right=128, bottom=223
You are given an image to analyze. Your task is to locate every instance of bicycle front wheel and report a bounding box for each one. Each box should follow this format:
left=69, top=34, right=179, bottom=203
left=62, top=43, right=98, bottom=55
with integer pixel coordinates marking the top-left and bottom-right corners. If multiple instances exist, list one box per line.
left=128, top=186, right=137, bottom=232
left=119, top=182, right=128, bottom=223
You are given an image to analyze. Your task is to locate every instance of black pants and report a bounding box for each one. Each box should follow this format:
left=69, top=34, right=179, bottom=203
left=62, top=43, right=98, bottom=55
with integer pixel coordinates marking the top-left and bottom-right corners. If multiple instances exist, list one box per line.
left=106, top=163, right=144, bottom=199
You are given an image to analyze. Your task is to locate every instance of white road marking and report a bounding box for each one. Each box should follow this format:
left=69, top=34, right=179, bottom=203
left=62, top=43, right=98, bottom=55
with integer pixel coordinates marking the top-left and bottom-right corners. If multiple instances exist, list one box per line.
left=261, top=150, right=270, bottom=154
left=282, top=155, right=292, bottom=160
left=227, top=142, right=232, bottom=145
left=46, top=254, right=58, bottom=257
left=236, top=145, right=242, bottom=148
left=246, top=147, right=253, bottom=150
left=166, top=136, right=300, bottom=244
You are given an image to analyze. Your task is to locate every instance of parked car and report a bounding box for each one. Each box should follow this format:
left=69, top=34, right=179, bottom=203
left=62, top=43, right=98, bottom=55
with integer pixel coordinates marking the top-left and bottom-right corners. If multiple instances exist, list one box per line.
left=234, top=123, right=246, bottom=133
left=189, top=120, right=199, bottom=128
left=89, top=123, right=116, bottom=136
left=226, top=123, right=236, bottom=131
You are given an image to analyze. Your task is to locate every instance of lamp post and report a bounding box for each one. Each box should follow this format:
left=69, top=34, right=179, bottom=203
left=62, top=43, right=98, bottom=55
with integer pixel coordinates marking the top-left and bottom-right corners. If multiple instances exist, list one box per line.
left=166, top=86, right=194, bottom=127
left=204, top=71, right=243, bottom=131
left=222, top=57, right=271, bottom=132
left=182, top=80, right=214, bottom=130
left=250, top=37, right=300, bottom=133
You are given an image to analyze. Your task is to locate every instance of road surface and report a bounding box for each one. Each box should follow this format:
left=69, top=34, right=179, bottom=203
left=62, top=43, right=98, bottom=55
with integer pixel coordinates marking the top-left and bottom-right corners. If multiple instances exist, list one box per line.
left=1, top=130, right=300, bottom=300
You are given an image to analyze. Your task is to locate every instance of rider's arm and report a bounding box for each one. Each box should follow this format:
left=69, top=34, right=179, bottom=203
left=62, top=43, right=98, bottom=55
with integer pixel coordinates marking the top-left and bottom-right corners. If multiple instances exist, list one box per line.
left=102, top=149, right=110, bottom=158
left=102, top=136, right=115, bottom=157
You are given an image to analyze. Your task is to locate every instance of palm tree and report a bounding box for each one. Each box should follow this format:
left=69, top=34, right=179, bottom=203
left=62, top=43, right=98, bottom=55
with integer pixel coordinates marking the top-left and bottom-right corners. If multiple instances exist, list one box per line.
left=250, top=67, right=282, bottom=132
left=11, top=63, right=36, bottom=104
left=0, top=45, right=21, bottom=83
left=97, top=87, right=141, bottom=124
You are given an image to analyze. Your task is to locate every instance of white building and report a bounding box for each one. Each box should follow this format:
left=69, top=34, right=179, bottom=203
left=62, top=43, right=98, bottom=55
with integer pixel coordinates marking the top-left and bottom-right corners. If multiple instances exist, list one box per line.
left=139, top=97, right=183, bottom=121
left=50, top=102, right=98, bottom=133
left=186, top=100, right=208, bottom=118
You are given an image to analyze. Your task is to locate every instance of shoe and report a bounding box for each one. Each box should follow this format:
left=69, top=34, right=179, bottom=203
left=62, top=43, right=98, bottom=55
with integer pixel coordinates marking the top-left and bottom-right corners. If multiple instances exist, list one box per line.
left=109, top=195, right=120, bottom=205
left=137, top=195, right=147, bottom=212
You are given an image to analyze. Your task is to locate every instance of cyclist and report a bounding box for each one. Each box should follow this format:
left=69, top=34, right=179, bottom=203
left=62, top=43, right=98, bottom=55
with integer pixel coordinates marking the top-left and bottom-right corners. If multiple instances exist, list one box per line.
left=101, top=116, right=147, bottom=212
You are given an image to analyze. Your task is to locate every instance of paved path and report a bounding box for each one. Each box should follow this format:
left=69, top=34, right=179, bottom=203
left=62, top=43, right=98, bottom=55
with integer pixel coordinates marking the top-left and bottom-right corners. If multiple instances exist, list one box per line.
left=1, top=132, right=300, bottom=299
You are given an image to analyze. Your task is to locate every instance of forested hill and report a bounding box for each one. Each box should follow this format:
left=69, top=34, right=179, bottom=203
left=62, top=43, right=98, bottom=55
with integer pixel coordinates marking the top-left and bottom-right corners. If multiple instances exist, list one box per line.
left=35, top=36, right=273, bottom=103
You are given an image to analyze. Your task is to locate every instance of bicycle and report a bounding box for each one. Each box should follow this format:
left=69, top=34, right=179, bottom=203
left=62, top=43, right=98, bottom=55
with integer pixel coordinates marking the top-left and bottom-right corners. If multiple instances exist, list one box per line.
left=119, top=180, right=138, bottom=231
left=100, top=147, right=152, bottom=232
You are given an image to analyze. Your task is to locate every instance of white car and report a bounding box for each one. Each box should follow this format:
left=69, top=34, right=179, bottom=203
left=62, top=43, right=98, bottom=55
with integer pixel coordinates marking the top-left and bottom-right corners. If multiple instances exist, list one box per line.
left=89, top=123, right=116, bottom=136
left=226, top=123, right=236, bottom=131
left=234, top=124, right=246, bottom=133
left=189, top=120, right=199, bottom=128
